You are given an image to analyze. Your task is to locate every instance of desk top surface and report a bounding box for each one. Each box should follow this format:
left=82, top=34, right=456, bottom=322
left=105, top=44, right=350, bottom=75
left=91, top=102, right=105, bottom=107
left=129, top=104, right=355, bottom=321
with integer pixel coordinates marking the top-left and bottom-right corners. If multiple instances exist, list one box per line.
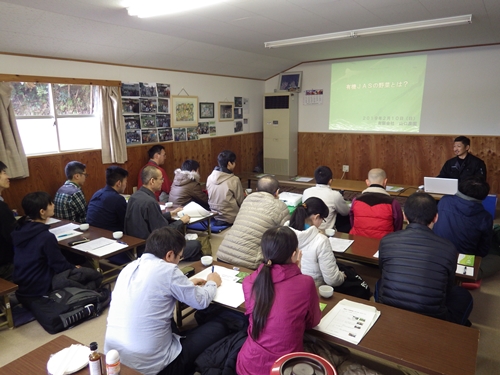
left=190, top=260, right=479, bottom=375
left=51, top=219, right=145, bottom=259
left=0, top=335, right=141, bottom=375
left=239, top=172, right=443, bottom=199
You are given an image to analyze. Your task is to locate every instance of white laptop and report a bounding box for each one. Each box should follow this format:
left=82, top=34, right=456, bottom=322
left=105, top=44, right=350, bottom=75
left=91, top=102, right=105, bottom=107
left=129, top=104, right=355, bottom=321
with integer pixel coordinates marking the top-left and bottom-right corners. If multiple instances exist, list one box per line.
left=423, top=177, right=458, bottom=195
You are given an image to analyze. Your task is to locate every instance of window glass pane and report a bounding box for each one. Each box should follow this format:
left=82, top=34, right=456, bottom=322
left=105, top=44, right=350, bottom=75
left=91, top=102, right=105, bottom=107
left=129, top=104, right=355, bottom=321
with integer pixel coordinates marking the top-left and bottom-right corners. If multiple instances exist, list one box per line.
left=58, top=117, right=100, bottom=151
left=16, top=118, right=59, bottom=155
left=11, top=82, right=51, bottom=116
left=53, top=84, right=93, bottom=115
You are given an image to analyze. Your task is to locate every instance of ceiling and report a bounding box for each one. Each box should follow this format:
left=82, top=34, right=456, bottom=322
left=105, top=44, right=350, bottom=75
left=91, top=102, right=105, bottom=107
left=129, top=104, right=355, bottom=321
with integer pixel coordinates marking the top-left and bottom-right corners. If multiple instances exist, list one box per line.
left=0, top=0, right=499, bottom=80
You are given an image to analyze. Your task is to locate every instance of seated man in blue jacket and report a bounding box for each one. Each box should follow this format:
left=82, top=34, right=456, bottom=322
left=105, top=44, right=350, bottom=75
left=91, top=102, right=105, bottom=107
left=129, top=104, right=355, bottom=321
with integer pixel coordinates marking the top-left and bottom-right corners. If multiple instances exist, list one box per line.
left=433, top=176, right=492, bottom=257
left=377, top=192, right=473, bottom=326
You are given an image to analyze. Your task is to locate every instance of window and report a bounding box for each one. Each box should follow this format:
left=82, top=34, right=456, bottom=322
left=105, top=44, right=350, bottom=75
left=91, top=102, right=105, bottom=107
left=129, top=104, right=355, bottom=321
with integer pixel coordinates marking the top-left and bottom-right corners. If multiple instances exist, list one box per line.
left=11, top=82, right=101, bottom=155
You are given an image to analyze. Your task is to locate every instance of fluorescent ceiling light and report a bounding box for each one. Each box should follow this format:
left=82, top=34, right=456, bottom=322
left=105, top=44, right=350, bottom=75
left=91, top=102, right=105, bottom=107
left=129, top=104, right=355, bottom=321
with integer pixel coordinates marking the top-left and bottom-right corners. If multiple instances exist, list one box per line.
left=125, top=0, right=227, bottom=18
left=265, top=15, right=472, bottom=48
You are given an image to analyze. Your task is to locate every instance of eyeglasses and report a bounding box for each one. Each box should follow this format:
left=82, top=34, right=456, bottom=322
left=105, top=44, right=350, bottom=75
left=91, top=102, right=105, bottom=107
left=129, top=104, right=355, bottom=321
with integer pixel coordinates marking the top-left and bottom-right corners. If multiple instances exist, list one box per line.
left=78, top=172, right=89, bottom=177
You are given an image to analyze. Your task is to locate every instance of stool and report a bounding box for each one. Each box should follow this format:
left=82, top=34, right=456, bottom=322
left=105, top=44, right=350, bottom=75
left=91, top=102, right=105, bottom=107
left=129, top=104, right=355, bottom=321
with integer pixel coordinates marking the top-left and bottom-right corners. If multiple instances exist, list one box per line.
left=0, top=278, right=18, bottom=329
left=461, top=280, right=482, bottom=290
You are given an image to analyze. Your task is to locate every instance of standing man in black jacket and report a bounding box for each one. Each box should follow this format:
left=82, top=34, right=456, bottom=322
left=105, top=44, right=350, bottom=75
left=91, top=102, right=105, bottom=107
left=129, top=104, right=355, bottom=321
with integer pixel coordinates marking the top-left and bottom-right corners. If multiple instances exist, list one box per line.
left=438, top=136, right=486, bottom=181
left=376, top=192, right=473, bottom=326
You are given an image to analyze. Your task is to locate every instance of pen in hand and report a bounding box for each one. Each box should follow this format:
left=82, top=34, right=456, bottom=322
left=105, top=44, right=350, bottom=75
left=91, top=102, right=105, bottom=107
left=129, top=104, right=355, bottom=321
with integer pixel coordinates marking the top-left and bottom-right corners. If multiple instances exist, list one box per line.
left=212, top=265, right=214, bottom=273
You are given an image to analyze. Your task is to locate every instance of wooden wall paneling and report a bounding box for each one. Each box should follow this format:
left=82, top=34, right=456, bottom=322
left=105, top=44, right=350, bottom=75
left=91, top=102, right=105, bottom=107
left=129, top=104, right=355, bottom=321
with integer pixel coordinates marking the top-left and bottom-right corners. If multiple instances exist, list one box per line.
left=297, top=133, right=500, bottom=195
left=240, top=132, right=263, bottom=173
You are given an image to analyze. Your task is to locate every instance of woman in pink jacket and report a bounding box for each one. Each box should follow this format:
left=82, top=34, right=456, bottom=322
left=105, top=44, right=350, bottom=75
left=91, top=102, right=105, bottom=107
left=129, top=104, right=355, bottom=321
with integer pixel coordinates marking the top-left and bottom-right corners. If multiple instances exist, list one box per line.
left=236, top=226, right=322, bottom=375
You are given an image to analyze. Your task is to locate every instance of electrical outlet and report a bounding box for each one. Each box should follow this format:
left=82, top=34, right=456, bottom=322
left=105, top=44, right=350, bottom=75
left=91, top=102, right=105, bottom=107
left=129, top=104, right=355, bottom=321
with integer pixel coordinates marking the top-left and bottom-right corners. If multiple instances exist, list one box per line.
left=342, top=165, right=349, bottom=173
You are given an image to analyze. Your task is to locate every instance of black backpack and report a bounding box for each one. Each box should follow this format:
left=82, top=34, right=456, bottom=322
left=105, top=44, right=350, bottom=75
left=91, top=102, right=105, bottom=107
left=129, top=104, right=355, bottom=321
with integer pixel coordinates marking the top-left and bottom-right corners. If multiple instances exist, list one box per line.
left=30, top=287, right=111, bottom=334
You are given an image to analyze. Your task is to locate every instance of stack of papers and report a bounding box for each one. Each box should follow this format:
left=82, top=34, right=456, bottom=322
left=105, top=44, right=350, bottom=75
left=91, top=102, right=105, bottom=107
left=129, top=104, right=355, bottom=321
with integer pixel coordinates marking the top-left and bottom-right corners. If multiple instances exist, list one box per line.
left=314, top=299, right=381, bottom=345
left=290, top=176, right=313, bottom=182
left=49, top=223, right=81, bottom=241
left=328, top=237, right=354, bottom=253
left=190, top=265, right=245, bottom=308
left=73, top=237, right=128, bottom=257
left=278, top=192, right=303, bottom=207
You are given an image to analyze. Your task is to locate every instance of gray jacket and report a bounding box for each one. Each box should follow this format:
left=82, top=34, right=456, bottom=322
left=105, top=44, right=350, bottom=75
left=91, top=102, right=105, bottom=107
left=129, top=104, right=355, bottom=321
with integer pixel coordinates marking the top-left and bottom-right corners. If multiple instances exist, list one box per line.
left=217, top=192, right=290, bottom=269
left=124, top=187, right=181, bottom=239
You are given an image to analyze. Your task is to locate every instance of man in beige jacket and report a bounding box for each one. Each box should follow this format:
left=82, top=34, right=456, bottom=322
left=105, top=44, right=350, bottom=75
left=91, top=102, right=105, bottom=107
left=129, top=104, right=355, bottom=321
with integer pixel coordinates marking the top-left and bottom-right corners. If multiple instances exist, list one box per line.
left=206, top=150, right=244, bottom=225
left=217, top=176, right=290, bottom=269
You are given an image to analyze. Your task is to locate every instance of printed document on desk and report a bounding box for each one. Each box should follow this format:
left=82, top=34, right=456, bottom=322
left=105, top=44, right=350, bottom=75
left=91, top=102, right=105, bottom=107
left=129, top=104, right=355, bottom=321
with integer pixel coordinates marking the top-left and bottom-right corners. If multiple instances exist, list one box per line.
left=49, top=223, right=81, bottom=241
left=73, top=237, right=128, bottom=257
left=191, top=265, right=245, bottom=308
left=314, top=299, right=380, bottom=345
left=328, top=237, right=354, bottom=253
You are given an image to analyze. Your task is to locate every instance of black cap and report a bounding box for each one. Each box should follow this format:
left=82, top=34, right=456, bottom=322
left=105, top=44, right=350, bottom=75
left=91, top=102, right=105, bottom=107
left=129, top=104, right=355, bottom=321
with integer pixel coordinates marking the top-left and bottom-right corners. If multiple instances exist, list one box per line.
left=90, top=342, right=98, bottom=351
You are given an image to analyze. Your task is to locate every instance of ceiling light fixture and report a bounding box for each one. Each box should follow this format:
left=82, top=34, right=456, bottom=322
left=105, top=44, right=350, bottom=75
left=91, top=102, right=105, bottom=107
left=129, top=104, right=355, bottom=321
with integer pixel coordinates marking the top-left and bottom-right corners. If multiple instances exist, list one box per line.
left=125, top=0, right=227, bottom=18
left=264, top=14, right=472, bottom=48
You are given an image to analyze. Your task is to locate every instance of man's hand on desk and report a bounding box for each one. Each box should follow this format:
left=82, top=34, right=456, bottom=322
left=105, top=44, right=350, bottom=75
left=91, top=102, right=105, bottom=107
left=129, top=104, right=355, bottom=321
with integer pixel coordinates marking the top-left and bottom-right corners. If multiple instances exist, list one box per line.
left=171, top=207, right=183, bottom=215
left=179, top=214, right=190, bottom=224
left=207, top=272, right=222, bottom=287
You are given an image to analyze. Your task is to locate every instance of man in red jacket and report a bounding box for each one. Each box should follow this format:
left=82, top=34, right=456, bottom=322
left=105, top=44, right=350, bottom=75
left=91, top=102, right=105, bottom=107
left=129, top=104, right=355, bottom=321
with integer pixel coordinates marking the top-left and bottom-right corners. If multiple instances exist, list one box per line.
left=137, top=145, right=172, bottom=202
left=349, top=168, right=403, bottom=239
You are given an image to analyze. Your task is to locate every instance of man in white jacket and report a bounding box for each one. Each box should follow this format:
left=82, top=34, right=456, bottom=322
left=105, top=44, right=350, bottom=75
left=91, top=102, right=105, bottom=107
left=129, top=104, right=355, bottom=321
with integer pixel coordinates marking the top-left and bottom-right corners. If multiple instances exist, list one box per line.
left=303, top=166, right=350, bottom=231
left=217, top=176, right=290, bottom=269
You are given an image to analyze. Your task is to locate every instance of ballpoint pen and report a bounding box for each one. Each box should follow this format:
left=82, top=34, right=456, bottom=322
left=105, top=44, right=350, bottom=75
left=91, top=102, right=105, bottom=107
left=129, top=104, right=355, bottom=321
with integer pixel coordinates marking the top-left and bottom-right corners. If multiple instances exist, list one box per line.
left=212, top=266, right=214, bottom=273
left=57, top=233, right=72, bottom=238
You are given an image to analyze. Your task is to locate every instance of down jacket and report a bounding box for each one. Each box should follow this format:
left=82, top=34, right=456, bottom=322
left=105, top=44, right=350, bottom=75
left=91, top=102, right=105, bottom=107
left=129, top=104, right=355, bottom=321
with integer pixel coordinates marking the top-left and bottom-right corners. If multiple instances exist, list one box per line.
left=289, top=226, right=345, bottom=287
left=433, top=192, right=492, bottom=257
left=217, top=192, right=289, bottom=269
left=168, top=169, right=209, bottom=210
left=378, top=223, right=457, bottom=320
left=206, top=168, right=244, bottom=224
left=349, top=185, right=403, bottom=239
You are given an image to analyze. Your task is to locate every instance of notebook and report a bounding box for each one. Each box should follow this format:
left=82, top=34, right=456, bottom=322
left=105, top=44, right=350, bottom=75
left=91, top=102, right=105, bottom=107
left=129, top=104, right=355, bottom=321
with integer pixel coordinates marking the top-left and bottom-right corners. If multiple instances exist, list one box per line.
left=423, top=177, right=458, bottom=195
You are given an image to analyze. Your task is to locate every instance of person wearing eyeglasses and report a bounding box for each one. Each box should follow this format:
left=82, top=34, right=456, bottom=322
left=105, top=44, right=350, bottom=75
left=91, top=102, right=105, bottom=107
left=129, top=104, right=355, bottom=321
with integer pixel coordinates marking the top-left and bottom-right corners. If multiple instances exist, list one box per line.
left=54, top=161, right=88, bottom=224
left=125, top=166, right=202, bottom=261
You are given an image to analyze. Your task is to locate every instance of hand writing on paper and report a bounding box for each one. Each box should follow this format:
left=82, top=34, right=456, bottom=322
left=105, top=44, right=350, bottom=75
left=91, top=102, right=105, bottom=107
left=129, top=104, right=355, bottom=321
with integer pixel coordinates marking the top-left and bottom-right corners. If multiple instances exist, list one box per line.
left=207, top=272, right=222, bottom=287
left=179, top=214, right=191, bottom=224
left=171, top=207, right=183, bottom=215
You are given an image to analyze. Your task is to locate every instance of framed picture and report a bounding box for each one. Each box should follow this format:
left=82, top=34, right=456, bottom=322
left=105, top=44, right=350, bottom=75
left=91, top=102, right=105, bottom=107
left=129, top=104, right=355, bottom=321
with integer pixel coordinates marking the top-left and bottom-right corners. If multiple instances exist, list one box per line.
left=278, top=71, right=302, bottom=92
left=219, top=102, right=234, bottom=122
left=199, top=102, right=215, bottom=118
left=172, top=96, right=198, bottom=127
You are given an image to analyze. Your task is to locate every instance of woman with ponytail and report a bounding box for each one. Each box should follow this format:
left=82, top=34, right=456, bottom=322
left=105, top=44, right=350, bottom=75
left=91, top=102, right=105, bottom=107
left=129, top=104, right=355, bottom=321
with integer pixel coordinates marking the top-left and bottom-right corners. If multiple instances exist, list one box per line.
left=289, top=197, right=346, bottom=287
left=236, top=226, right=321, bottom=375
left=12, top=192, right=75, bottom=309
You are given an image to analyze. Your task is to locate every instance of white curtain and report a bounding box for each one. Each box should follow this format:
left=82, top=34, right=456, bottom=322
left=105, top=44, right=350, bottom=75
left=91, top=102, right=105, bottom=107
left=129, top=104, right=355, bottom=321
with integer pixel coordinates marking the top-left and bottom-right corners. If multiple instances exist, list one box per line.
left=0, top=82, right=29, bottom=178
left=99, top=86, right=127, bottom=164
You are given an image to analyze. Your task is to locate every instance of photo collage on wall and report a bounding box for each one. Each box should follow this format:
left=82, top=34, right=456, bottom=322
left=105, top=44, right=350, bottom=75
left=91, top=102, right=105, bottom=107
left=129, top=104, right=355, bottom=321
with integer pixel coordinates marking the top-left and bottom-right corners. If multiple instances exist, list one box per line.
left=122, top=82, right=172, bottom=145
left=234, top=96, right=243, bottom=133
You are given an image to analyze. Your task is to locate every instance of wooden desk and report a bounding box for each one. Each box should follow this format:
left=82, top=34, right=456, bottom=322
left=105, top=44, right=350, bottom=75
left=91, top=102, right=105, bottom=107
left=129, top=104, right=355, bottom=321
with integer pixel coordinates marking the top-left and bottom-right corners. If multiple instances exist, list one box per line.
left=0, top=335, right=141, bottom=374
left=333, top=231, right=481, bottom=283
left=51, top=219, right=145, bottom=280
left=189, top=261, right=479, bottom=375
left=0, top=278, right=18, bottom=329
left=238, top=172, right=427, bottom=198
left=314, top=292, right=479, bottom=375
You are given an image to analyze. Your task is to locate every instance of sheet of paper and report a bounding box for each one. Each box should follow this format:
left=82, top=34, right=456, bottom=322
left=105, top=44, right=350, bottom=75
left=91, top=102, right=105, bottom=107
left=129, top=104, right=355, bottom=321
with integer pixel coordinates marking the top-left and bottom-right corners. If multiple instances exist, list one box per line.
left=314, top=299, right=380, bottom=345
left=456, top=265, right=474, bottom=276
left=179, top=202, right=212, bottom=218
left=190, top=265, right=245, bottom=308
left=458, top=254, right=475, bottom=266
left=49, top=223, right=81, bottom=241
left=373, top=250, right=379, bottom=258
left=72, top=237, right=116, bottom=251
left=386, top=185, right=404, bottom=192
left=294, top=176, right=313, bottom=182
left=278, top=192, right=303, bottom=207
left=328, top=237, right=354, bottom=253
left=45, top=218, right=61, bottom=225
